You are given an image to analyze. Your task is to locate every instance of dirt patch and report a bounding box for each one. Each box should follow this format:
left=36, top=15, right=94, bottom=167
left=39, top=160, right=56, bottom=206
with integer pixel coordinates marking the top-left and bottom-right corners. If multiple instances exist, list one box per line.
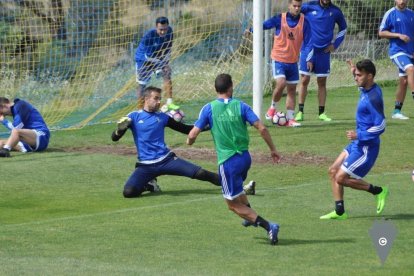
left=61, top=145, right=329, bottom=166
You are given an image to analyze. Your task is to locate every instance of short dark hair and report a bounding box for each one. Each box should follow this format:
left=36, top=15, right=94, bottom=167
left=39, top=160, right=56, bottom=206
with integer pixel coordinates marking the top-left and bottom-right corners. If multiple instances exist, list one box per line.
left=214, top=74, right=233, bottom=94
left=156, top=16, right=169, bottom=25
left=356, top=59, right=376, bottom=77
left=0, top=97, right=10, bottom=106
left=143, top=86, right=162, bottom=98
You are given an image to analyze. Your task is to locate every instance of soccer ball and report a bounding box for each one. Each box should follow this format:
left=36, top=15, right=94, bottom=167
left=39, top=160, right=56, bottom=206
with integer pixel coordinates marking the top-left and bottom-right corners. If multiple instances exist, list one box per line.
left=412, top=170, right=414, bottom=182
left=167, top=109, right=185, bottom=122
left=272, top=112, right=287, bottom=126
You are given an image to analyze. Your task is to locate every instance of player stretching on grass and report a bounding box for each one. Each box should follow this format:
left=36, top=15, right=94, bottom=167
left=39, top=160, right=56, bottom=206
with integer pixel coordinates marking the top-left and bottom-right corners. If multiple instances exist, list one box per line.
left=0, top=97, right=50, bottom=158
left=187, top=74, right=282, bottom=245
left=320, top=59, right=388, bottom=220
left=111, top=86, right=255, bottom=197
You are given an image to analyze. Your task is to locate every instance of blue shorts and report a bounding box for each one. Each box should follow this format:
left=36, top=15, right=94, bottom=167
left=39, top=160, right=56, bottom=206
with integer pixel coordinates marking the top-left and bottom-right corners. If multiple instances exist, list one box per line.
left=272, top=60, right=299, bottom=84
left=219, top=151, right=251, bottom=200
left=341, top=142, right=379, bottom=179
left=299, top=48, right=330, bottom=77
left=135, top=61, right=171, bottom=85
left=391, top=54, right=414, bottom=77
left=124, top=152, right=200, bottom=190
left=22, top=129, right=49, bottom=152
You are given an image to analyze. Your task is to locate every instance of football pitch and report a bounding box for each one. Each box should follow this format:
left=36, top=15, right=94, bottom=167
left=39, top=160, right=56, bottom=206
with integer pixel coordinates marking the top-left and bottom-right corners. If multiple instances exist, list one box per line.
left=1, top=85, right=414, bottom=275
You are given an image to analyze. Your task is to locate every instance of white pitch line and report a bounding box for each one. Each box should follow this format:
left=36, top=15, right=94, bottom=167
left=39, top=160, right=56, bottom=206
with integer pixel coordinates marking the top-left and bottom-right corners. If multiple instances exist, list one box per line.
left=1, top=171, right=408, bottom=228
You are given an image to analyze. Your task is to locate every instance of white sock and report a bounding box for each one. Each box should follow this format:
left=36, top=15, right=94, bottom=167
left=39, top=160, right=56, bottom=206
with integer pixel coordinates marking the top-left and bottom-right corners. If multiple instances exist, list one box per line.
left=17, top=142, right=27, bottom=153
left=286, top=110, right=295, bottom=120
left=3, top=145, right=11, bottom=151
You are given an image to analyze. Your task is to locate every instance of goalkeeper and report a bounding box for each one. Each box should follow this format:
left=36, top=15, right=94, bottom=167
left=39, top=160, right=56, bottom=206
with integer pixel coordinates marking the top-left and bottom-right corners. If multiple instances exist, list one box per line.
left=112, top=86, right=254, bottom=197
left=134, top=16, right=179, bottom=111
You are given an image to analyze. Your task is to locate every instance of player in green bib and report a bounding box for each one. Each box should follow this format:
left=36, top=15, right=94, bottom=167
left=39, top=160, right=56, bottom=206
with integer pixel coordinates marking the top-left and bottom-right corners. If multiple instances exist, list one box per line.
left=187, top=73, right=282, bottom=245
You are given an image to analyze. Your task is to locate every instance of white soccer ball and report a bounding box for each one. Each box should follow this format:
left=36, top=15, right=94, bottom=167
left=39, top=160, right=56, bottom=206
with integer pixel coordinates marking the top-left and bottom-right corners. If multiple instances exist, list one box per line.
left=167, top=109, right=185, bottom=122
left=272, top=111, right=287, bottom=126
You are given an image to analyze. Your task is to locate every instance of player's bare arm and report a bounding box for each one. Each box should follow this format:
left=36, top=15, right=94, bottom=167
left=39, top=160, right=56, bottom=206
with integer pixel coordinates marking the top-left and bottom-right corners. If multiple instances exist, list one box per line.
left=187, top=126, right=202, bottom=145
left=252, top=120, right=281, bottom=164
left=379, top=30, right=410, bottom=43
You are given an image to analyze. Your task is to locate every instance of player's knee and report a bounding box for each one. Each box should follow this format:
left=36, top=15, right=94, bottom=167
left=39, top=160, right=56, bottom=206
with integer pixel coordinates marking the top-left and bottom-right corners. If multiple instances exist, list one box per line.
left=335, top=173, right=347, bottom=186
left=328, top=166, right=337, bottom=178
left=301, top=76, right=310, bottom=86
left=123, top=186, right=143, bottom=198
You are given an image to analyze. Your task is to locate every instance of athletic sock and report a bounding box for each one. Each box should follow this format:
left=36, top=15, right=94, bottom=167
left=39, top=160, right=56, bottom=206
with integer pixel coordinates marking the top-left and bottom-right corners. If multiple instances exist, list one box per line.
left=286, top=109, right=295, bottom=120
left=298, top=103, right=304, bottom=113
left=335, top=200, right=345, bottom=215
left=3, top=145, right=11, bottom=151
left=394, top=101, right=403, bottom=111
left=255, top=215, right=270, bottom=231
left=368, top=184, right=382, bottom=195
left=319, top=106, right=325, bottom=115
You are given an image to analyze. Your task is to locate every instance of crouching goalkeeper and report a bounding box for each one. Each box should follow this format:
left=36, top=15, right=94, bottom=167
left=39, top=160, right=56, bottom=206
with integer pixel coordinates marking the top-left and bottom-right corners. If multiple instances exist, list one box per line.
left=112, top=86, right=255, bottom=198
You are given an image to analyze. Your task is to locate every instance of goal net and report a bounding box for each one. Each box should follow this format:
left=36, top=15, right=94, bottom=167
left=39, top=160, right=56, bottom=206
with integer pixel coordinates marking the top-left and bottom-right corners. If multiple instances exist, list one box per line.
left=0, top=0, right=407, bottom=129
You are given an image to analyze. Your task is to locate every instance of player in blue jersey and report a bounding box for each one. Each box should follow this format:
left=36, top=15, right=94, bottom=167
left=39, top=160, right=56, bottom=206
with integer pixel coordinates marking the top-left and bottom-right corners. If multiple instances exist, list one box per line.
left=0, top=97, right=50, bottom=158
left=320, top=59, right=388, bottom=220
left=187, top=74, right=282, bottom=245
left=379, top=0, right=414, bottom=120
left=111, top=86, right=257, bottom=198
left=259, top=0, right=313, bottom=127
left=295, top=0, right=347, bottom=122
left=135, top=16, right=179, bottom=111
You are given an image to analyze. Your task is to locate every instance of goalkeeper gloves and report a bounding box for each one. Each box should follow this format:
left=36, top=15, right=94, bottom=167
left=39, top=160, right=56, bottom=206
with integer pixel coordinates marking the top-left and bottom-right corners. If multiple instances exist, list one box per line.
left=117, top=116, right=131, bottom=131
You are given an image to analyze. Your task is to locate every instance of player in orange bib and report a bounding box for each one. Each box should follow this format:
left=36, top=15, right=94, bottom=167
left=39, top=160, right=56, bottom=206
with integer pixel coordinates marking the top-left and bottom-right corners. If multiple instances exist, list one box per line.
left=262, top=0, right=314, bottom=127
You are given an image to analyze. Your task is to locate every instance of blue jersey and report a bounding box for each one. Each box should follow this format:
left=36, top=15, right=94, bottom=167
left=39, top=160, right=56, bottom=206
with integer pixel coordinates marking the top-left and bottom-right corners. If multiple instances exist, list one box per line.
left=379, top=7, right=414, bottom=58
left=134, top=27, right=173, bottom=63
left=194, top=98, right=259, bottom=131
left=301, top=1, right=347, bottom=50
left=10, top=99, right=49, bottom=136
left=262, top=12, right=313, bottom=62
left=355, top=84, right=385, bottom=146
left=127, top=110, right=171, bottom=162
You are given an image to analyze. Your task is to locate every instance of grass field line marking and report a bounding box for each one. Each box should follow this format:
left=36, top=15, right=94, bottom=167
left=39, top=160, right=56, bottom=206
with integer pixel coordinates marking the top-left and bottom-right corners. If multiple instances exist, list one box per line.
left=1, top=171, right=407, bottom=228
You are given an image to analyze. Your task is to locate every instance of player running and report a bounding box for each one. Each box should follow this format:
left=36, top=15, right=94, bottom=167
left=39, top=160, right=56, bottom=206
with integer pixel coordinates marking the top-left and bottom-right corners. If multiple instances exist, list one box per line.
left=320, top=59, right=388, bottom=220
left=187, top=74, right=282, bottom=245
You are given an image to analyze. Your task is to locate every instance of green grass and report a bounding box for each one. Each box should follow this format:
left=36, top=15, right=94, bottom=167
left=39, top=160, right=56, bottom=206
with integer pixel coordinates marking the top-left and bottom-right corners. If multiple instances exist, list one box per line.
left=1, top=85, right=414, bottom=275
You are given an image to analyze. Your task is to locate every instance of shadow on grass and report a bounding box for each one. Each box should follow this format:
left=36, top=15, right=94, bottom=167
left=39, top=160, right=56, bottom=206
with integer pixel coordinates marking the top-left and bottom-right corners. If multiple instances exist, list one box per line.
left=254, top=237, right=356, bottom=246
left=352, top=213, right=414, bottom=220
left=135, top=188, right=221, bottom=198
